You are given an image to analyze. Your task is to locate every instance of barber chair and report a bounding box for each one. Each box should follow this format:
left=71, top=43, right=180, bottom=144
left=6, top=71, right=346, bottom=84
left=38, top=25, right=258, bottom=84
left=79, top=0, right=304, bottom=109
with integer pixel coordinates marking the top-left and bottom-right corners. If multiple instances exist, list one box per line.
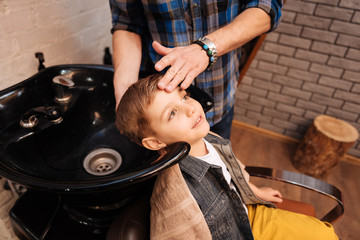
left=106, top=166, right=344, bottom=240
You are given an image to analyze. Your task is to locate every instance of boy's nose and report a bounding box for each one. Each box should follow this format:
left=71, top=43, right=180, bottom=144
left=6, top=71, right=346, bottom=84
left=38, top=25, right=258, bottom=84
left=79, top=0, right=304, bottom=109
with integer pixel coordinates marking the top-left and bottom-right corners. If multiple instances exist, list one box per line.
left=185, top=104, right=195, bottom=117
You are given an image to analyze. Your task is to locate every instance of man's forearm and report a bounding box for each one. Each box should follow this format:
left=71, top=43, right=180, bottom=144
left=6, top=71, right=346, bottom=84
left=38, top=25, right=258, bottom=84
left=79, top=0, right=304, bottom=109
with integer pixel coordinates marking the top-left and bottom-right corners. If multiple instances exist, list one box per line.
left=206, top=7, right=271, bottom=56
left=112, top=30, right=142, bottom=107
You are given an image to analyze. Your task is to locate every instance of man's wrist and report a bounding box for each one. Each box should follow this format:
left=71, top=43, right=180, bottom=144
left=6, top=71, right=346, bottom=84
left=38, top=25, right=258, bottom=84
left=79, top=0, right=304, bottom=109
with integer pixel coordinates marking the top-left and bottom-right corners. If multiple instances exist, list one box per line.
left=193, top=37, right=218, bottom=69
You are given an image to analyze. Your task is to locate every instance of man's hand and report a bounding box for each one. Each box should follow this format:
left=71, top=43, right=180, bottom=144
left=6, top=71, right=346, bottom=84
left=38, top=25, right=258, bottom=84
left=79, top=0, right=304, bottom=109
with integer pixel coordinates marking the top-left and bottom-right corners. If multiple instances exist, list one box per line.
left=152, top=41, right=208, bottom=92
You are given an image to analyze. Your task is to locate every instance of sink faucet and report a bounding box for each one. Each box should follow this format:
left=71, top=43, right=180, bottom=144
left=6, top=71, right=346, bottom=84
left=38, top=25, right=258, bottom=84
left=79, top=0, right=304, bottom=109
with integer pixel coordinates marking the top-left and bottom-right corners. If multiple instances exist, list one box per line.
left=18, top=73, right=74, bottom=130
left=0, top=105, right=64, bottom=144
left=53, top=75, right=75, bottom=103
left=20, top=106, right=63, bottom=129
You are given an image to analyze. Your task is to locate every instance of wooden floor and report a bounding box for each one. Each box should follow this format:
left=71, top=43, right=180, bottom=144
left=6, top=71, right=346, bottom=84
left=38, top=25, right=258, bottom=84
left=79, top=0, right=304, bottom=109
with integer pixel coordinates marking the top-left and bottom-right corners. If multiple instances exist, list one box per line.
left=230, top=121, right=360, bottom=240
left=0, top=121, right=359, bottom=239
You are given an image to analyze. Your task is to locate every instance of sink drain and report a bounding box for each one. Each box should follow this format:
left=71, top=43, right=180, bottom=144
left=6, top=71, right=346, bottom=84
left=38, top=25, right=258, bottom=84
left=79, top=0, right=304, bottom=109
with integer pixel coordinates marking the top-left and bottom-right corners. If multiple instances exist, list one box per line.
left=83, top=148, right=122, bottom=176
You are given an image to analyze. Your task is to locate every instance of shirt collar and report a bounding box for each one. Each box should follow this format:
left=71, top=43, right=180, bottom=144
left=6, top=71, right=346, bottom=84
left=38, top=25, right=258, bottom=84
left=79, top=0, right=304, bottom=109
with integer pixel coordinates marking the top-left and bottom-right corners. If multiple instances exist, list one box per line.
left=179, top=154, right=221, bottom=182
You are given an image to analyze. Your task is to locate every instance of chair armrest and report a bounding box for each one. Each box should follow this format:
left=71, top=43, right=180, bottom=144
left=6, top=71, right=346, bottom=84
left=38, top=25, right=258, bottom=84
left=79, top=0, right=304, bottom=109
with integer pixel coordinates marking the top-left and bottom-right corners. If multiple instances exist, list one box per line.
left=245, top=166, right=344, bottom=223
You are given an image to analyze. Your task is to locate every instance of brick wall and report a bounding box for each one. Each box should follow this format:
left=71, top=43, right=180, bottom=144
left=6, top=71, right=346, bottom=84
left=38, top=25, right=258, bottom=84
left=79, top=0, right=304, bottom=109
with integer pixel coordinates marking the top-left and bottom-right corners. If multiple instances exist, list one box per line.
left=235, top=0, right=360, bottom=157
left=0, top=0, right=112, bottom=91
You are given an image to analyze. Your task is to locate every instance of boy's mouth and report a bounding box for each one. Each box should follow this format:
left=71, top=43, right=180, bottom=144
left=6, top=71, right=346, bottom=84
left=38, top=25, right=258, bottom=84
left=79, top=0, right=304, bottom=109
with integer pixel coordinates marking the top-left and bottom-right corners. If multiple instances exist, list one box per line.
left=192, top=115, right=203, bottom=129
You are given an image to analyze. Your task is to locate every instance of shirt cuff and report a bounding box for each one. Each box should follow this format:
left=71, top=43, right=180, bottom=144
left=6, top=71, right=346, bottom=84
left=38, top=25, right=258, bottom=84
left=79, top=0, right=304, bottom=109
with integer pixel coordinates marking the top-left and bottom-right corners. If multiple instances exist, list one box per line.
left=246, top=0, right=283, bottom=32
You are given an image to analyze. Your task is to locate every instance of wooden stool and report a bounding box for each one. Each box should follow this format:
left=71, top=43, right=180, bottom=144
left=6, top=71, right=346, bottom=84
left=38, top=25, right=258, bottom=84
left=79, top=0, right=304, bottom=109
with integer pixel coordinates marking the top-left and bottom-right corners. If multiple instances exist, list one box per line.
left=292, top=115, right=358, bottom=177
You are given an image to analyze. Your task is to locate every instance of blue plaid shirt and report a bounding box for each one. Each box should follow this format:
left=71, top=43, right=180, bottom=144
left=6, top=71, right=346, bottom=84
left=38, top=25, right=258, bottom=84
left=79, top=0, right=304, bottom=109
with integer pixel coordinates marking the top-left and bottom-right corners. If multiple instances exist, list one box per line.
left=110, top=0, right=282, bottom=126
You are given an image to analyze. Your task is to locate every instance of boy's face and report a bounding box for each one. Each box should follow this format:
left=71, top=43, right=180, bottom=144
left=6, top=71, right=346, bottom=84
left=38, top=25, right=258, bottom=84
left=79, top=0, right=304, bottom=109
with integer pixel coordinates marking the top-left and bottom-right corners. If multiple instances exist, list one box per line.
left=143, top=87, right=210, bottom=148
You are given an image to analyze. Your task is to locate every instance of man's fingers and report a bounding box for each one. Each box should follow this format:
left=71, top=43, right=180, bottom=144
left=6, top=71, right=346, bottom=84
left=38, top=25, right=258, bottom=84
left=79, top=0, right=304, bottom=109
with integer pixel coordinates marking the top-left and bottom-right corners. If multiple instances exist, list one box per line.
left=165, top=64, right=196, bottom=91
left=180, top=70, right=197, bottom=89
left=154, top=43, right=206, bottom=91
left=164, top=71, right=186, bottom=91
left=155, top=55, right=173, bottom=71
left=157, top=61, right=184, bottom=89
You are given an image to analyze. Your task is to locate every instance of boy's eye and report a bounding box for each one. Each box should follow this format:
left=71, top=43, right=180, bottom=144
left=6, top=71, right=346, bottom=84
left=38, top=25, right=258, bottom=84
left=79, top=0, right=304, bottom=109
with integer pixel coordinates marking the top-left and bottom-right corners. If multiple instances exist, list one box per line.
left=169, top=109, right=177, bottom=120
left=183, top=93, right=189, bottom=101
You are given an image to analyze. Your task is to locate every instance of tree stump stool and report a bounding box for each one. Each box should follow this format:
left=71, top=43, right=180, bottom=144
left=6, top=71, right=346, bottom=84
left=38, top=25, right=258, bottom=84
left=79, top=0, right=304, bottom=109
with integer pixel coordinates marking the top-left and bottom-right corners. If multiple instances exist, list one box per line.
left=292, top=115, right=359, bottom=178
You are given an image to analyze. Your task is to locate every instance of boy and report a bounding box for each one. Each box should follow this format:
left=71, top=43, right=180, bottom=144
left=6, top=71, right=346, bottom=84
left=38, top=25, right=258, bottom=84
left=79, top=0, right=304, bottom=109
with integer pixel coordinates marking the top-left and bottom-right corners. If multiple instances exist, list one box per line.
left=116, top=74, right=338, bottom=240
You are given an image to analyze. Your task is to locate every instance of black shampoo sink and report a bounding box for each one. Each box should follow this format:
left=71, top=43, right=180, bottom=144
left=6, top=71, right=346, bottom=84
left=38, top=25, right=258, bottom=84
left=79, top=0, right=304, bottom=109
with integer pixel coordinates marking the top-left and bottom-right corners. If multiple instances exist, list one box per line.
left=0, top=65, right=191, bottom=203
left=0, top=64, right=214, bottom=239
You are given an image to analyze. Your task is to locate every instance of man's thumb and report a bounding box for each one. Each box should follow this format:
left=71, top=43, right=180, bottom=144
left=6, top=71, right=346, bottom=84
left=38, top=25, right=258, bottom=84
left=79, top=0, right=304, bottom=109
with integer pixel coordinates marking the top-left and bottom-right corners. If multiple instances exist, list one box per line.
left=152, top=41, right=169, bottom=56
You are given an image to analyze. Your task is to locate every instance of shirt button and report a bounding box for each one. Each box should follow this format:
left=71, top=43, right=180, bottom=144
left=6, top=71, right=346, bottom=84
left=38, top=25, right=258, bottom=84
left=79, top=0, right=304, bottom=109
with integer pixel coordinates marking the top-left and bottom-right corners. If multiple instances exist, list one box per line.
left=241, top=216, right=247, bottom=222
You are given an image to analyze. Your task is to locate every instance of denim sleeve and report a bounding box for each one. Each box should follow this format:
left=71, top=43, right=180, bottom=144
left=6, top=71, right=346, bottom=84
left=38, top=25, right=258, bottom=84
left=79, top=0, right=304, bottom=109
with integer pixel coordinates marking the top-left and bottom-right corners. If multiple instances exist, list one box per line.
left=245, top=0, right=283, bottom=31
left=109, top=0, right=145, bottom=35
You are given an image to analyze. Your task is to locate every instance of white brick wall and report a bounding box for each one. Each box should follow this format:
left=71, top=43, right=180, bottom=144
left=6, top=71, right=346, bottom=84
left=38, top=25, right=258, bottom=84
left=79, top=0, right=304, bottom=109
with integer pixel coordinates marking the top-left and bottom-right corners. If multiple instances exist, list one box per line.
left=235, top=0, right=360, bottom=157
left=0, top=0, right=112, bottom=91
left=0, top=2, right=112, bottom=237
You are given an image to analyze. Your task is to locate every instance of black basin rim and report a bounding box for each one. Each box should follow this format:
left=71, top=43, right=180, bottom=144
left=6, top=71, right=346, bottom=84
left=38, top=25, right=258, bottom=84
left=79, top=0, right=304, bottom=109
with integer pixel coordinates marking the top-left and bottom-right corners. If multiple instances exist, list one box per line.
left=0, top=142, right=190, bottom=193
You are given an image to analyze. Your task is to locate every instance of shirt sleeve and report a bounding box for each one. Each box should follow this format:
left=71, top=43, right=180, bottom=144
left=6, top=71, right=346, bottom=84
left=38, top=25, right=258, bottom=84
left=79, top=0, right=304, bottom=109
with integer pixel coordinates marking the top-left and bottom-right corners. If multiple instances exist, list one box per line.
left=109, top=0, right=146, bottom=35
left=245, top=0, right=283, bottom=31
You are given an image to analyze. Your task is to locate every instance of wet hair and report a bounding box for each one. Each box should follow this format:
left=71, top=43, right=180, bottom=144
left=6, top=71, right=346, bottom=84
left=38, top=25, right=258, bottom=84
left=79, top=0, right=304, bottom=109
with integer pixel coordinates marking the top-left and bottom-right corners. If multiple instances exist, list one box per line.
left=115, top=74, right=162, bottom=146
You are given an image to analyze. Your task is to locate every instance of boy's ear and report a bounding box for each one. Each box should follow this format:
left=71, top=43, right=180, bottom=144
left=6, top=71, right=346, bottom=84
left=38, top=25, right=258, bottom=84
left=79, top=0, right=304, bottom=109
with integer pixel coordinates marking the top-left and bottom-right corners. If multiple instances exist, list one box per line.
left=142, top=137, right=167, bottom=151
